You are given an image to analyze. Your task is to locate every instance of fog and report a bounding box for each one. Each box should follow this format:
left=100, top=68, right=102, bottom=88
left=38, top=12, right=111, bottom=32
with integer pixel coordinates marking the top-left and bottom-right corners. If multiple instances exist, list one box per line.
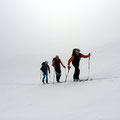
left=0, top=0, right=120, bottom=59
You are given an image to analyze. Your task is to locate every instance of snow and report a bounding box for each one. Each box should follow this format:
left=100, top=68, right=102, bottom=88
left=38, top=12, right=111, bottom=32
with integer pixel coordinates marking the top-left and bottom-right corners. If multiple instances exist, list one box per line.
left=0, top=41, right=120, bottom=120
left=1, top=0, right=120, bottom=119
left=0, top=79, right=120, bottom=120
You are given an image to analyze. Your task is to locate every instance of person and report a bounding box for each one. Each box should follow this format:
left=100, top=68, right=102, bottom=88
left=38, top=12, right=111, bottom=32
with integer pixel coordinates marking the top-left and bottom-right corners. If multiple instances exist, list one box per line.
left=67, top=48, right=91, bottom=81
left=40, top=61, right=50, bottom=84
left=52, top=56, right=66, bottom=83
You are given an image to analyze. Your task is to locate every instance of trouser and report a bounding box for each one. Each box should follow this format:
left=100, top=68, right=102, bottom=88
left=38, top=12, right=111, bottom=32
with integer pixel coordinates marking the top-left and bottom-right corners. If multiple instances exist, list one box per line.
left=73, top=66, right=80, bottom=80
left=55, top=68, right=61, bottom=83
left=56, top=74, right=61, bottom=83
left=42, top=72, right=48, bottom=83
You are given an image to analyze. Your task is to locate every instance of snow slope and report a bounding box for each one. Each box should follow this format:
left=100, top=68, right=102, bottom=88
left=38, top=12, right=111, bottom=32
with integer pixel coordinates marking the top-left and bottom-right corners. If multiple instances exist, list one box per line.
left=0, top=41, right=120, bottom=120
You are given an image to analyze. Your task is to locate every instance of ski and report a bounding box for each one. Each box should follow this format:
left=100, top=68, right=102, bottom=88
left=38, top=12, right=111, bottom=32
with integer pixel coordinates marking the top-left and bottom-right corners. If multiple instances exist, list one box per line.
left=41, top=78, right=94, bottom=85
left=76, top=78, right=93, bottom=82
left=42, top=81, right=66, bottom=85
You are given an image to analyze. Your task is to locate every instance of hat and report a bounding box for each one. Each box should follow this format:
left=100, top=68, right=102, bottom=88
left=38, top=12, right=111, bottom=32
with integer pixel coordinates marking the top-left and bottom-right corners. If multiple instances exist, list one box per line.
left=75, top=48, right=80, bottom=53
left=45, top=61, right=48, bottom=64
left=56, top=55, right=59, bottom=59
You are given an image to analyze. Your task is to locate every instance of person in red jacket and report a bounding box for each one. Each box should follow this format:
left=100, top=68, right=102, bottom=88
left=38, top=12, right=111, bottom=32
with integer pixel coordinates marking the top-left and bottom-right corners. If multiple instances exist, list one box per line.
left=68, top=48, right=91, bottom=81
left=52, top=56, right=66, bottom=83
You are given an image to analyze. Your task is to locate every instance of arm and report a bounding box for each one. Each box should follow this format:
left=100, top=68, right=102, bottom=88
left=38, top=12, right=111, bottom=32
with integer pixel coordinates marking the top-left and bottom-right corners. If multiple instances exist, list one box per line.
left=67, top=56, right=74, bottom=70
left=47, top=65, right=50, bottom=73
left=68, top=56, right=74, bottom=66
left=52, top=60, right=55, bottom=67
left=60, top=60, right=65, bottom=68
left=81, top=53, right=91, bottom=58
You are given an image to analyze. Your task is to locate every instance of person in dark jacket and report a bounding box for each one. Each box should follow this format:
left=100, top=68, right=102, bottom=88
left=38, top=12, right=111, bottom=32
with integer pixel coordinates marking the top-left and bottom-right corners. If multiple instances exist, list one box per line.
left=68, top=48, right=91, bottom=81
left=40, top=61, right=50, bottom=84
left=52, top=56, right=66, bottom=83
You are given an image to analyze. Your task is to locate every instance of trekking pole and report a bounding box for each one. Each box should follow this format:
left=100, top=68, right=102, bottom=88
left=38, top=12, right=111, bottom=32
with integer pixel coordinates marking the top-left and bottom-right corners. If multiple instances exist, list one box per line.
left=88, top=56, right=90, bottom=80
left=64, top=68, right=67, bottom=81
left=65, top=69, right=70, bottom=82
left=40, top=71, right=43, bottom=83
left=53, top=68, right=55, bottom=84
left=48, top=72, right=51, bottom=83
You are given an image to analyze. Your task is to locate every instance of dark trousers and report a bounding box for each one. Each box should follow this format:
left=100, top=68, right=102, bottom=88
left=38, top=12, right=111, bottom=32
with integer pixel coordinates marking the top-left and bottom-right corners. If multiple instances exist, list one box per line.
left=55, top=68, right=61, bottom=82
left=56, top=74, right=61, bottom=82
left=73, top=66, right=80, bottom=80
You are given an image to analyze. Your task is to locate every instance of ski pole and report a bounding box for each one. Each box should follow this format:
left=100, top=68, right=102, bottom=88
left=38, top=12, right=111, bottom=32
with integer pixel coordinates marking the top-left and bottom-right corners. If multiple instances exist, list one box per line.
left=88, top=56, right=90, bottom=80
left=64, top=67, right=67, bottom=79
left=65, top=69, right=70, bottom=82
left=48, top=72, right=51, bottom=83
left=53, top=67, right=56, bottom=84
left=53, top=73, right=55, bottom=84
left=40, top=71, right=43, bottom=83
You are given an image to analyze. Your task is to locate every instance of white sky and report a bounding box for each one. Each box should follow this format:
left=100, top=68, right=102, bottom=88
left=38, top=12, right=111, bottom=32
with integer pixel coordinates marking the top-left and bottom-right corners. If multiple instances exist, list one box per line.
left=0, top=0, right=120, bottom=58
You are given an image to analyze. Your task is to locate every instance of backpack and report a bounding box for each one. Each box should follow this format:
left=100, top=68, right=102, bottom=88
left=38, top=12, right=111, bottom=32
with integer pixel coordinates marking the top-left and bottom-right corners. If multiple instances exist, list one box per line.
left=72, top=48, right=81, bottom=66
left=72, top=48, right=77, bottom=56
left=40, top=62, right=46, bottom=71
left=72, top=48, right=80, bottom=56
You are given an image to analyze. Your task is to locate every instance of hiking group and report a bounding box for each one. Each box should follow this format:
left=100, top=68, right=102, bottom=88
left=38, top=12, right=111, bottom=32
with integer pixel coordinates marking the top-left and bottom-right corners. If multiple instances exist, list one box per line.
left=40, top=48, right=91, bottom=84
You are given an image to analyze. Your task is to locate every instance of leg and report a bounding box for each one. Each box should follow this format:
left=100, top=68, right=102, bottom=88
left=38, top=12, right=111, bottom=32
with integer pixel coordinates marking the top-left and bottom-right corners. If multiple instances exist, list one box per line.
left=56, top=74, right=61, bottom=83
left=76, top=67, right=80, bottom=80
left=73, top=66, right=80, bottom=81
left=55, top=68, right=61, bottom=83
left=46, top=72, right=48, bottom=83
left=42, top=72, right=45, bottom=83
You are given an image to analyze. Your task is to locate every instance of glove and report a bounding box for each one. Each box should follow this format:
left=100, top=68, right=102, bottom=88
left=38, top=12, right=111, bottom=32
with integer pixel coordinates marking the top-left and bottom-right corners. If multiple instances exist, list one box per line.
left=88, top=53, right=91, bottom=57
left=68, top=65, right=71, bottom=70
left=63, top=65, right=66, bottom=68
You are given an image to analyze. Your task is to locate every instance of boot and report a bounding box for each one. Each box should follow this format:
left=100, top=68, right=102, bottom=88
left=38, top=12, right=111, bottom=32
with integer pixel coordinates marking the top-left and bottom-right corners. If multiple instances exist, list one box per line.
left=42, top=80, right=45, bottom=84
